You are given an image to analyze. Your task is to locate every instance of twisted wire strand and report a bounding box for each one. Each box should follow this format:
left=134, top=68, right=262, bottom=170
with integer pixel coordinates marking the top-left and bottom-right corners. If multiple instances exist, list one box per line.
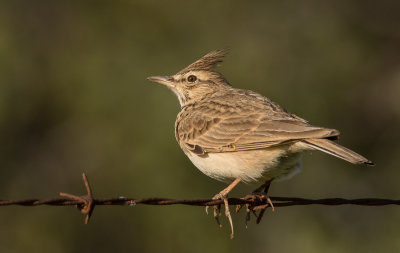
left=1, top=173, right=398, bottom=225
left=1, top=196, right=399, bottom=207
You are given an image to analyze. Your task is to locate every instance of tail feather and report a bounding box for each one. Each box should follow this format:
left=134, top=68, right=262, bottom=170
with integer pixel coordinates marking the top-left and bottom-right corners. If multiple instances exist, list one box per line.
left=302, top=138, right=374, bottom=165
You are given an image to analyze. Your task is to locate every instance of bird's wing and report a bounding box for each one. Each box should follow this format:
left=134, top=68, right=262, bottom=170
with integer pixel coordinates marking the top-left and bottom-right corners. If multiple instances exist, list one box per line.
left=176, top=106, right=339, bottom=155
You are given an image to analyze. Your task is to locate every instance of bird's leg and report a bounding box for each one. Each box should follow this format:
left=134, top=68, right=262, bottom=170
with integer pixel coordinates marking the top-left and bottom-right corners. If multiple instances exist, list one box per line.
left=252, top=180, right=270, bottom=194
left=250, top=180, right=274, bottom=224
left=206, top=178, right=241, bottom=239
left=252, top=180, right=274, bottom=210
left=237, top=180, right=275, bottom=225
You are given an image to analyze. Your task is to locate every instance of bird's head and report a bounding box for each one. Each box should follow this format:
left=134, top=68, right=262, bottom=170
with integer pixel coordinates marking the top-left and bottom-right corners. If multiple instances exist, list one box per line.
left=147, top=50, right=231, bottom=106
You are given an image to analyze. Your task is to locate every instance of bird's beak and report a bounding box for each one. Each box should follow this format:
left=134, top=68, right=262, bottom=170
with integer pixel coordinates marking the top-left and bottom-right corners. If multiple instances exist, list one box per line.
left=147, top=76, right=175, bottom=88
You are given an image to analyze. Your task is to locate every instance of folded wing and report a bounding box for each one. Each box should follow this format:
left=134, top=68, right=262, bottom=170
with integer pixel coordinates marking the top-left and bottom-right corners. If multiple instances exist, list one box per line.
left=176, top=111, right=339, bottom=154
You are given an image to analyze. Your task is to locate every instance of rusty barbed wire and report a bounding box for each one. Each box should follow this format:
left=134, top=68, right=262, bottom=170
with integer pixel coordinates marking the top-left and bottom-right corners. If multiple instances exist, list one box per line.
left=0, top=173, right=399, bottom=225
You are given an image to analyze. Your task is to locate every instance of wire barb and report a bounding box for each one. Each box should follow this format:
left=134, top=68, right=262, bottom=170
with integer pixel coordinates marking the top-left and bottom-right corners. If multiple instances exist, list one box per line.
left=59, top=173, right=95, bottom=224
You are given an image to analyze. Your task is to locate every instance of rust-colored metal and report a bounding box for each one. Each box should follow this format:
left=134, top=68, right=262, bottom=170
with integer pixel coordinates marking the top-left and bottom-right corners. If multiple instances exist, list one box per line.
left=59, top=173, right=95, bottom=224
left=0, top=173, right=399, bottom=227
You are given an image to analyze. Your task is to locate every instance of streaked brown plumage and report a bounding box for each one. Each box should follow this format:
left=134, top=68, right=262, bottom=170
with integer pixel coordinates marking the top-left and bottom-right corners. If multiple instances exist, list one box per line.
left=147, top=50, right=373, bottom=237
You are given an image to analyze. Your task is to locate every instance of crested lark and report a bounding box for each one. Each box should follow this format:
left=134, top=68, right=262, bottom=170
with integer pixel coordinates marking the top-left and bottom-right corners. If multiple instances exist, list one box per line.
left=147, top=50, right=373, bottom=238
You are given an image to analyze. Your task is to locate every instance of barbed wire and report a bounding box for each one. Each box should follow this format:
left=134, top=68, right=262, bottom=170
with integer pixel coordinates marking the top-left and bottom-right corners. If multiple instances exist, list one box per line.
left=1, top=173, right=399, bottom=226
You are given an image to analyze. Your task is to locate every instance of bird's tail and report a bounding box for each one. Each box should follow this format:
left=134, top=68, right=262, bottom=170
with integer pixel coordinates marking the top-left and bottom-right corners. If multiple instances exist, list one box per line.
left=302, top=138, right=374, bottom=165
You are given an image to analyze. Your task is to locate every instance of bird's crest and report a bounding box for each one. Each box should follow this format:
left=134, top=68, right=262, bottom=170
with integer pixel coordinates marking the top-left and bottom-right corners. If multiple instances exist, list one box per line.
left=178, top=49, right=228, bottom=74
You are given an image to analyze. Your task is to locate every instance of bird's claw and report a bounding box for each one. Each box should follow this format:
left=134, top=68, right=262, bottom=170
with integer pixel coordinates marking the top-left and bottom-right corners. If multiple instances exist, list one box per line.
left=205, top=192, right=235, bottom=238
left=240, top=193, right=274, bottom=225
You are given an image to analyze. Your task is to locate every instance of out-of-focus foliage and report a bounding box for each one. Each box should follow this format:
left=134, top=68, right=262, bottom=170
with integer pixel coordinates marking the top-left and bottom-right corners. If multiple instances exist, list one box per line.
left=1, top=0, right=399, bottom=252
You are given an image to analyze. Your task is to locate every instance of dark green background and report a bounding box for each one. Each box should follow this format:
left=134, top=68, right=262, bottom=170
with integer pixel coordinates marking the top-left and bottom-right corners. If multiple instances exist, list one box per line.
left=1, top=0, right=399, bottom=252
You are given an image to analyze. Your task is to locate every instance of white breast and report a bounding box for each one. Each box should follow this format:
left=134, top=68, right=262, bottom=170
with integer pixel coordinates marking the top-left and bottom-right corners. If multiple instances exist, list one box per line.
left=185, top=143, right=306, bottom=183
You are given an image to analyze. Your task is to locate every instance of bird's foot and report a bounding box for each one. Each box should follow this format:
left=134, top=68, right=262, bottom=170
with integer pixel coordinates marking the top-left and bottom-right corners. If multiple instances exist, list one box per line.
left=250, top=191, right=274, bottom=212
left=206, top=190, right=235, bottom=239
left=251, top=192, right=274, bottom=224
left=205, top=179, right=241, bottom=239
left=236, top=192, right=274, bottom=226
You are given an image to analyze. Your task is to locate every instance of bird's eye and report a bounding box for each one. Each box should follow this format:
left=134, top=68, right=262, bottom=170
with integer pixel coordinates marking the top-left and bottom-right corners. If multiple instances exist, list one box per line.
left=187, top=75, right=197, bottom=83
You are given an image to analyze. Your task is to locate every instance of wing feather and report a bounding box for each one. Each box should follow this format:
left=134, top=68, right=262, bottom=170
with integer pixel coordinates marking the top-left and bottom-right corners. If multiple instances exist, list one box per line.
left=175, top=90, right=340, bottom=153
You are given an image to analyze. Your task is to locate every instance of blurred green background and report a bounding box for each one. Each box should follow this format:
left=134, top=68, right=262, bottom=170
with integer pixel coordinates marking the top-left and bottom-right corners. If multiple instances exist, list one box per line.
left=1, top=0, right=400, bottom=252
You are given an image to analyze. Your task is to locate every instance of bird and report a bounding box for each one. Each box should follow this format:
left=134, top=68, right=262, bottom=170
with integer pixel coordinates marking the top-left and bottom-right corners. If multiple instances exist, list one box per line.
left=147, top=50, right=373, bottom=238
